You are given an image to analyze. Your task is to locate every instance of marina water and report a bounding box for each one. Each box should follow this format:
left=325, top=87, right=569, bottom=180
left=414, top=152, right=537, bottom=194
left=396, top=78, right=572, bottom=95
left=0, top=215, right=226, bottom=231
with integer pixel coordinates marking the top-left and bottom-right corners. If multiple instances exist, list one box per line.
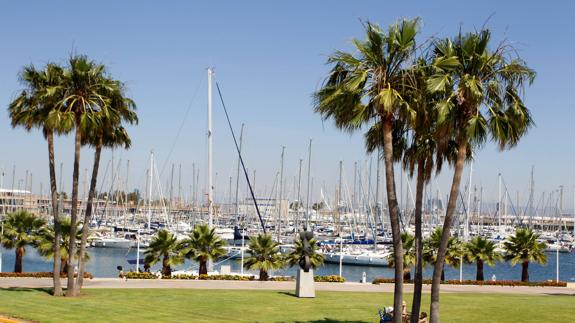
left=1, top=247, right=574, bottom=283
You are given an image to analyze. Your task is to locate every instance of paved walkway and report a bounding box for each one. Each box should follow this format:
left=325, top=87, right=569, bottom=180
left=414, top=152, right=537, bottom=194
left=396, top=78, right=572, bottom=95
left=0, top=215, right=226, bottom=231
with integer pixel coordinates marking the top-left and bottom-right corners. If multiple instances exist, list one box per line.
left=1, top=278, right=574, bottom=295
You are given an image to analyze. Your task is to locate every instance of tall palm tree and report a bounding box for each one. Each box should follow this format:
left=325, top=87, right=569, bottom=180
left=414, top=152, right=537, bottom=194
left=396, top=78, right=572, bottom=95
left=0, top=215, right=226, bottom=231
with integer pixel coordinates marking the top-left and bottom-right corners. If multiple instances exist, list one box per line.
left=284, top=237, right=324, bottom=270
left=75, top=78, right=137, bottom=292
left=426, top=30, right=535, bottom=321
left=0, top=211, right=46, bottom=272
left=36, top=217, right=87, bottom=274
left=180, top=224, right=227, bottom=275
left=313, top=19, right=420, bottom=321
left=8, top=63, right=69, bottom=295
left=57, top=55, right=111, bottom=296
left=388, top=232, right=416, bottom=280
left=423, top=228, right=462, bottom=282
left=502, top=228, right=547, bottom=282
left=244, top=234, right=284, bottom=281
left=464, top=236, right=501, bottom=281
left=143, top=229, right=184, bottom=277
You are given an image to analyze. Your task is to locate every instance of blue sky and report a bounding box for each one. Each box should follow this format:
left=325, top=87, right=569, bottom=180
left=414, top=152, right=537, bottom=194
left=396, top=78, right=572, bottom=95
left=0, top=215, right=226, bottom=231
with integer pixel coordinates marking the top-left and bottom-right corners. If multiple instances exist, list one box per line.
left=1, top=1, right=574, bottom=209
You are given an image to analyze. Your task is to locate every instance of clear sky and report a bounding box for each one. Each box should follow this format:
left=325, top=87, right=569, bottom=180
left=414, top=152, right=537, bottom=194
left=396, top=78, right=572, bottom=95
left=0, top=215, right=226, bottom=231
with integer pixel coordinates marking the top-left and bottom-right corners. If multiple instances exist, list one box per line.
left=1, top=1, right=574, bottom=209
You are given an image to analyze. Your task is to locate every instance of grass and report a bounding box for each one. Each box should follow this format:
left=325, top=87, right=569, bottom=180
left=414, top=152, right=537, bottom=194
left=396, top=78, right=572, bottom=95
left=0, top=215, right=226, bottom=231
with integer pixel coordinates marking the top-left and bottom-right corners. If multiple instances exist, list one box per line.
left=0, top=288, right=573, bottom=322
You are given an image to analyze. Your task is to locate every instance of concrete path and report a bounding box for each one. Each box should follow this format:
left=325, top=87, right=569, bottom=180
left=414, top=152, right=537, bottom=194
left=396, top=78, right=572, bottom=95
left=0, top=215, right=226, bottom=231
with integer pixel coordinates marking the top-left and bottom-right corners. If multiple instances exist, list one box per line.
left=1, top=278, right=574, bottom=295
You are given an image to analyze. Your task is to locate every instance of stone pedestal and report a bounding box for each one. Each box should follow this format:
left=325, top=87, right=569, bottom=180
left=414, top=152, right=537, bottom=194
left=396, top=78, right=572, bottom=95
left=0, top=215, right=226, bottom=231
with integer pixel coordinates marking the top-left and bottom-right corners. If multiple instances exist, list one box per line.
left=296, top=268, right=315, bottom=298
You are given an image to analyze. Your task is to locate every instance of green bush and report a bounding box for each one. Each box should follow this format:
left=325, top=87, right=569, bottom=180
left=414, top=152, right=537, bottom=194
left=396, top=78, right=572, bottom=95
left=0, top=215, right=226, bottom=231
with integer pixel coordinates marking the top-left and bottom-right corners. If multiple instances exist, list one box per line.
left=198, top=274, right=255, bottom=281
left=125, top=272, right=157, bottom=279
left=371, top=277, right=567, bottom=287
left=169, top=274, right=198, bottom=280
left=269, top=276, right=293, bottom=281
left=314, top=275, right=345, bottom=283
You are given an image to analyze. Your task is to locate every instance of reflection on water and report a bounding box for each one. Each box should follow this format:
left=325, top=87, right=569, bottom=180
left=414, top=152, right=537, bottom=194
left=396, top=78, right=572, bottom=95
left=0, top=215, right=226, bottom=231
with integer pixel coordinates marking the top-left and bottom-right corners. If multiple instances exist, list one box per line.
left=1, top=247, right=574, bottom=283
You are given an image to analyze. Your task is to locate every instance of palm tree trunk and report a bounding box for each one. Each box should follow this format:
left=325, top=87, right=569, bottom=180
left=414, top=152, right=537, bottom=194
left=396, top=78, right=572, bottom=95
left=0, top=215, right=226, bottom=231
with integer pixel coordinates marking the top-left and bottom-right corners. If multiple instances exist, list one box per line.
left=14, top=247, right=24, bottom=273
left=61, top=257, right=68, bottom=275
left=477, top=260, right=484, bottom=281
left=199, top=260, right=208, bottom=276
left=66, top=126, right=82, bottom=297
left=441, top=267, right=445, bottom=282
left=47, top=131, right=62, bottom=296
left=162, top=254, right=171, bottom=277
left=259, top=269, right=268, bottom=281
left=75, top=140, right=102, bottom=293
left=430, top=141, right=467, bottom=323
left=404, top=270, right=411, bottom=281
left=382, top=119, right=403, bottom=323
left=521, top=261, right=529, bottom=282
left=411, top=158, right=425, bottom=323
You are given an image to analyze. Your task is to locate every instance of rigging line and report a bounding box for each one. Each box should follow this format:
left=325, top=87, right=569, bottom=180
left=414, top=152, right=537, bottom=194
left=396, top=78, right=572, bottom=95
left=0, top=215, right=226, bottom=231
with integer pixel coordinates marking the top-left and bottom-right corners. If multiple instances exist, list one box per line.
left=215, top=81, right=266, bottom=234
left=159, top=78, right=205, bottom=177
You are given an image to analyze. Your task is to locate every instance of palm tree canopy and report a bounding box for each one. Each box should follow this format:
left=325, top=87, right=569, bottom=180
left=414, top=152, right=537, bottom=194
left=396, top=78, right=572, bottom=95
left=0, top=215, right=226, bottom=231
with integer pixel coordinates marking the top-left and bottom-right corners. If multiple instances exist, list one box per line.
left=427, top=29, right=536, bottom=152
left=36, top=217, right=88, bottom=262
left=8, top=63, right=72, bottom=137
left=244, top=234, right=284, bottom=272
left=143, top=229, right=184, bottom=268
left=423, top=228, right=463, bottom=267
left=463, top=236, right=501, bottom=266
left=389, top=232, right=417, bottom=269
left=313, top=18, right=420, bottom=134
left=284, top=237, right=324, bottom=269
left=179, top=224, right=227, bottom=263
left=502, top=228, right=547, bottom=266
left=0, top=210, right=46, bottom=250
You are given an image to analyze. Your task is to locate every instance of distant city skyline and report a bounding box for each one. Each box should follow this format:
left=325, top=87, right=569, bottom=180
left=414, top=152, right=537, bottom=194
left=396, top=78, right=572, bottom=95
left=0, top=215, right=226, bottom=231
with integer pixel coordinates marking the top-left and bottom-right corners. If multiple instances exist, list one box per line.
left=1, top=1, right=575, bottom=210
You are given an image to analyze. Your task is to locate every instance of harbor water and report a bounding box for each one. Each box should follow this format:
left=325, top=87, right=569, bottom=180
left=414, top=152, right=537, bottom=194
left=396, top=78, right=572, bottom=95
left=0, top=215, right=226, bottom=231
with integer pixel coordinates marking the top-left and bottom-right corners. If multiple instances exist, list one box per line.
left=1, top=247, right=574, bottom=283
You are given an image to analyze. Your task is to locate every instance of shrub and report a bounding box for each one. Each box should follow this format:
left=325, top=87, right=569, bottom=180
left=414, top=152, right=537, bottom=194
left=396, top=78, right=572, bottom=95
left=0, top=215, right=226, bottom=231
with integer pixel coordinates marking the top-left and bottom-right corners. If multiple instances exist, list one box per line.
left=125, top=272, right=157, bottom=279
left=270, top=276, right=294, bottom=282
left=169, top=274, right=198, bottom=280
left=0, top=272, right=93, bottom=279
left=371, top=277, right=567, bottom=287
left=314, top=275, right=346, bottom=283
left=198, top=274, right=255, bottom=281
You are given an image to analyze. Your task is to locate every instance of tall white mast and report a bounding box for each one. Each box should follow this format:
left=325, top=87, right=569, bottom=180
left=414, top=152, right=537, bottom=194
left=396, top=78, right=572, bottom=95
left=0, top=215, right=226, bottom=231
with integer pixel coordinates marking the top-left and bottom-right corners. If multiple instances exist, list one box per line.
left=277, top=146, right=285, bottom=242
left=305, top=139, right=312, bottom=229
left=207, top=67, right=214, bottom=228
left=147, top=151, right=153, bottom=232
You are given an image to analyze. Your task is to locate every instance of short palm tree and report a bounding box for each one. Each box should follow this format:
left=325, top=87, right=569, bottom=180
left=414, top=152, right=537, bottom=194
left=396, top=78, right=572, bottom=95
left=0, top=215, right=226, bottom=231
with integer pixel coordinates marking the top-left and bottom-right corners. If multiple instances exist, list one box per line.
left=180, top=224, right=227, bottom=275
left=464, top=236, right=501, bottom=281
left=36, top=217, right=87, bottom=274
left=143, top=229, right=184, bottom=277
left=314, top=19, right=421, bottom=320
left=244, top=234, right=284, bottom=281
left=284, top=237, right=324, bottom=270
left=8, top=62, right=69, bottom=295
left=0, top=211, right=46, bottom=272
left=502, top=228, right=547, bottom=282
left=423, top=228, right=461, bottom=282
left=388, top=232, right=416, bottom=280
left=426, top=29, right=535, bottom=320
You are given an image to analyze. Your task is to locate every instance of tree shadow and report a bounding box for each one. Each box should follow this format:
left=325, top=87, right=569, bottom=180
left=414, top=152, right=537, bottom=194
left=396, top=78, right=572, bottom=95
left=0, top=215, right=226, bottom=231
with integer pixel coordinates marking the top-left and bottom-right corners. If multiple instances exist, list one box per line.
left=544, top=293, right=575, bottom=296
left=0, top=287, right=54, bottom=295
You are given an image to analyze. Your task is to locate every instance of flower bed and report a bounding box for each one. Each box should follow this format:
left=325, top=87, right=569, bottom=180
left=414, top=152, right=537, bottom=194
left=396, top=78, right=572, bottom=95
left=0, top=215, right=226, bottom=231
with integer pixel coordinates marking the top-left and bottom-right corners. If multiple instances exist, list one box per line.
left=314, top=275, right=346, bottom=283
left=371, top=277, right=567, bottom=287
left=125, top=272, right=157, bottom=279
left=198, top=274, right=255, bottom=281
left=269, top=276, right=293, bottom=282
left=0, top=272, right=93, bottom=279
left=168, top=274, right=198, bottom=280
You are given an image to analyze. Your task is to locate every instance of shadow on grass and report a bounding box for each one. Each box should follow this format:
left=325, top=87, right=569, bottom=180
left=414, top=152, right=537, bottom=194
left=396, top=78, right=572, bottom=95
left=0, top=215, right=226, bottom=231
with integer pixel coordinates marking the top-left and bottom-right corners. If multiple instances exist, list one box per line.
left=0, top=287, right=54, bottom=295
left=293, top=319, right=369, bottom=323
left=278, top=291, right=299, bottom=298
left=544, top=293, right=575, bottom=296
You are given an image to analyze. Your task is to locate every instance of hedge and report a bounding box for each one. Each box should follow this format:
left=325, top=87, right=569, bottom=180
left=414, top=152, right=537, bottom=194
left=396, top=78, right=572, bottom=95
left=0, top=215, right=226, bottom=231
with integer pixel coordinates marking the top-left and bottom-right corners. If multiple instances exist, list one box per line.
left=198, top=274, right=255, bottom=281
left=371, top=277, right=567, bottom=287
left=124, top=272, right=157, bottom=279
left=0, top=272, right=93, bottom=279
left=314, top=275, right=346, bottom=283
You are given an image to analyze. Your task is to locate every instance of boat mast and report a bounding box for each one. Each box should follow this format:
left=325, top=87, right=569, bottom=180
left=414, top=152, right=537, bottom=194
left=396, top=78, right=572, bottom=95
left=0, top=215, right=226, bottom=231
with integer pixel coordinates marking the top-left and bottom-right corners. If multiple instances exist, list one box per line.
left=147, top=151, right=154, bottom=232
left=305, top=139, right=312, bottom=229
left=207, top=67, right=214, bottom=228
left=234, top=124, right=244, bottom=225
left=277, top=146, right=285, bottom=242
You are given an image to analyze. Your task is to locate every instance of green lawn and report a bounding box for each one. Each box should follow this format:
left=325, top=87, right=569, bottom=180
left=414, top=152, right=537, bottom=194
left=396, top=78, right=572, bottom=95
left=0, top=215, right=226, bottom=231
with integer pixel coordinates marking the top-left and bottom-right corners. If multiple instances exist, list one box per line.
left=0, top=288, right=573, bottom=322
